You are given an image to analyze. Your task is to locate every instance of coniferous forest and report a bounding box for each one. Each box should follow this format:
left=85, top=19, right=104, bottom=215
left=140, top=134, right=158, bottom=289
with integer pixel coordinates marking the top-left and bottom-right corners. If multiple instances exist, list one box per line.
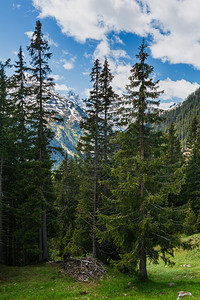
left=1, top=21, right=200, bottom=282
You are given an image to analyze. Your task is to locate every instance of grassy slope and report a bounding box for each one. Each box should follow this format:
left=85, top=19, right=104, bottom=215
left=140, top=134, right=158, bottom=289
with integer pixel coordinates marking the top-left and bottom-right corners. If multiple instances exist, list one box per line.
left=0, top=235, right=200, bottom=299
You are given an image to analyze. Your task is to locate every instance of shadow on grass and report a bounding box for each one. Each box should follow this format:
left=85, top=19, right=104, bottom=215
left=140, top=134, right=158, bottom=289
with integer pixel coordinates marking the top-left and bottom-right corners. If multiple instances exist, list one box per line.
left=133, top=278, right=200, bottom=299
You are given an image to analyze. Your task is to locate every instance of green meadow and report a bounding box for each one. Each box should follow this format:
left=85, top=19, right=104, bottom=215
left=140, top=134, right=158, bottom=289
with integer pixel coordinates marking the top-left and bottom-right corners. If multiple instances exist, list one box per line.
left=0, top=235, right=199, bottom=300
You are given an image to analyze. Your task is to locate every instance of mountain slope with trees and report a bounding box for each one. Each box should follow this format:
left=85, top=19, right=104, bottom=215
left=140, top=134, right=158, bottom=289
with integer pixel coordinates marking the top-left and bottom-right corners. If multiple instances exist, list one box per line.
left=157, top=88, right=200, bottom=149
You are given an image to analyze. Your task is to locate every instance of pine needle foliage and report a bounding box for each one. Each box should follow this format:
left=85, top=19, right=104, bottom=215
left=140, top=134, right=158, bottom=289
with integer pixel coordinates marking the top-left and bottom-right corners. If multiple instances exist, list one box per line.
left=99, top=40, right=186, bottom=281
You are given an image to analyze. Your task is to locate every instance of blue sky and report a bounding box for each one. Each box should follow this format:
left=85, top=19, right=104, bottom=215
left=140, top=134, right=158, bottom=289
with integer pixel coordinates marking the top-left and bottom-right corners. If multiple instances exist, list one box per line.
left=1, top=0, right=200, bottom=109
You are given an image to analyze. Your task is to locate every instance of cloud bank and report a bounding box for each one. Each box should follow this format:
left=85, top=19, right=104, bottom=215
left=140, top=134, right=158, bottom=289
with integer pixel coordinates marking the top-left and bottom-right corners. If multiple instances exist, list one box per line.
left=159, top=78, right=199, bottom=101
left=33, top=0, right=200, bottom=68
left=32, top=0, right=200, bottom=100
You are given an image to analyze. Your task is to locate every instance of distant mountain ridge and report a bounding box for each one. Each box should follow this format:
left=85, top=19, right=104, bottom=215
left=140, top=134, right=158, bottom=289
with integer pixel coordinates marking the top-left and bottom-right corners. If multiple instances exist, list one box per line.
left=47, top=90, right=85, bottom=167
left=48, top=86, right=200, bottom=167
left=168, top=102, right=182, bottom=110
left=66, top=90, right=84, bottom=108
left=157, top=87, right=200, bottom=149
left=47, top=90, right=84, bottom=121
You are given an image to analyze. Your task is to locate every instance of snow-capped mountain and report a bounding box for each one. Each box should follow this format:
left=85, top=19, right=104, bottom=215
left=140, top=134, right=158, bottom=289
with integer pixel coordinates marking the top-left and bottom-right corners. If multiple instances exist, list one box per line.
left=159, top=101, right=182, bottom=111
left=46, top=90, right=85, bottom=167
left=46, top=90, right=84, bottom=120
left=168, top=102, right=182, bottom=110
left=66, top=90, right=85, bottom=108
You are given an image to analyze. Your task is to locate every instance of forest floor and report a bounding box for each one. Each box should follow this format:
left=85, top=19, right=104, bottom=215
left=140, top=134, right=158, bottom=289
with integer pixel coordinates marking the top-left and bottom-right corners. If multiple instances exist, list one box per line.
left=0, top=234, right=200, bottom=299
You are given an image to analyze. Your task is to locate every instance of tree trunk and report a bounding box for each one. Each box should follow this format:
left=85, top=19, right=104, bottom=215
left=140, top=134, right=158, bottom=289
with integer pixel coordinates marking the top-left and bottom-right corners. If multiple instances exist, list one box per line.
left=39, top=226, right=43, bottom=263
left=104, top=105, right=108, bottom=164
left=42, top=210, right=48, bottom=261
left=39, top=205, right=43, bottom=263
left=139, top=235, right=148, bottom=280
left=0, top=155, right=3, bottom=263
left=38, top=48, right=48, bottom=263
left=93, top=135, right=98, bottom=259
left=139, top=179, right=148, bottom=281
left=139, top=113, right=148, bottom=280
left=11, top=213, right=16, bottom=266
left=22, top=247, right=26, bottom=266
left=93, top=84, right=99, bottom=259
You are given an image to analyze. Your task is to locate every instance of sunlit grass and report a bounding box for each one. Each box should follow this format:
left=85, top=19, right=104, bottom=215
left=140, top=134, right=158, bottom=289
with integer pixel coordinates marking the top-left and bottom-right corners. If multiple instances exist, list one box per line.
left=0, top=234, right=200, bottom=299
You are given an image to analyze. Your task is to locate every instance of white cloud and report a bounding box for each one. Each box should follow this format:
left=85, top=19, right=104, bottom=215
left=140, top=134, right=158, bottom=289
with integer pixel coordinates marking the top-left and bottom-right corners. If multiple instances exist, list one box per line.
left=83, top=88, right=91, bottom=97
left=51, top=74, right=63, bottom=81
left=92, top=37, right=130, bottom=95
left=55, top=83, right=69, bottom=91
left=63, top=61, right=74, bottom=70
left=32, top=0, right=200, bottom=100
left=84, top=52, right=92, bottom=59
left=12, top=3, right=21, bottom=9
left=92, top=36, right=128, bottom=66
left=82, top=70, right=90, bottom=76
left=112, top=63, right=131, bottom=95
left=145, top=0, right=200, bottom=68
left=112, top=49, right=130, bottom=60
left=93, top=38, right=110, bottom=61
left=33, top=0, right=200, bottom=68
left=62, top=57, right=76, bottom=70
left=44, top=33, right=58, bottom=47
left=159, top=78, right=199, bottom=101
left=112, top=35, right=124, bottom=45
left=62, top=50, right=68, bottom=55
left=25, top=31, right=34, bottom=39
left=32, top=0, right=150, bottom=43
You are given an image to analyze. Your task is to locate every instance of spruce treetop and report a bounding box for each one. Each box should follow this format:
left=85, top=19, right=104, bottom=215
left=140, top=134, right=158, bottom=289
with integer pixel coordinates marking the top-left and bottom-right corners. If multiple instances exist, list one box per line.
left=122, top=39, right=163, bottom=126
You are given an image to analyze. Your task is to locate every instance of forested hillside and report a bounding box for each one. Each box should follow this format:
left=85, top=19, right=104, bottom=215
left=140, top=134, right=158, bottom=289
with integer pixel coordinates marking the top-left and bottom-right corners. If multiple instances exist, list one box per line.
left=157, top=88, right=200, bottom=149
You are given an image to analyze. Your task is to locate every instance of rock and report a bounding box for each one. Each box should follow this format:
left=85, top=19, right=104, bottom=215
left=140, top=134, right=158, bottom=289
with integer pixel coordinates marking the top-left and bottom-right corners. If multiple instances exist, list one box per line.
left=180, top=264, right=191, bottom=267
left=168, top=282, right=175, bottom=287
left=127, top=281, right=132, bottom=288
left=177, top=291, right=192, bottom=299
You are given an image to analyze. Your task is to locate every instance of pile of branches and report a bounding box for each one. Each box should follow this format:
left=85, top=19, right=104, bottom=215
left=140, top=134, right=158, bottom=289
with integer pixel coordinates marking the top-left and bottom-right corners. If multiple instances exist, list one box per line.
left=60, top=256, right=107, bottom=281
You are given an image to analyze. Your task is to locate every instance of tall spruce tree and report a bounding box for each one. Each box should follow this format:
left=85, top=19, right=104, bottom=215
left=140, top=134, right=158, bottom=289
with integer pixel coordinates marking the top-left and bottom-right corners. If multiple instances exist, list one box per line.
left=166, top=122, right=183, bottom=165
left=11, top=46, right=32, bottom=150
left=97, top=58, right=119, bottom=261
left=75, top=59, right=118, bottom=259
left=184, top=116, right=198, bottom=159
left=181, top=117, right=200, bottom=233
left=0, top=60, right=12, bottom=264
left=100, top=40, right=185, bottom=280
left=55, top=153, right=80, bottom=257
left=165, top=122, right=185, bottom=232
left=99, top=58, right=117, bottom=164
left=27, top=20, right=56, bottom=262
left=125, top=40, right=162, bottom=279
left=9, top=46, right=40, bottom=265
left=77, top=59, right=103, bottom=258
